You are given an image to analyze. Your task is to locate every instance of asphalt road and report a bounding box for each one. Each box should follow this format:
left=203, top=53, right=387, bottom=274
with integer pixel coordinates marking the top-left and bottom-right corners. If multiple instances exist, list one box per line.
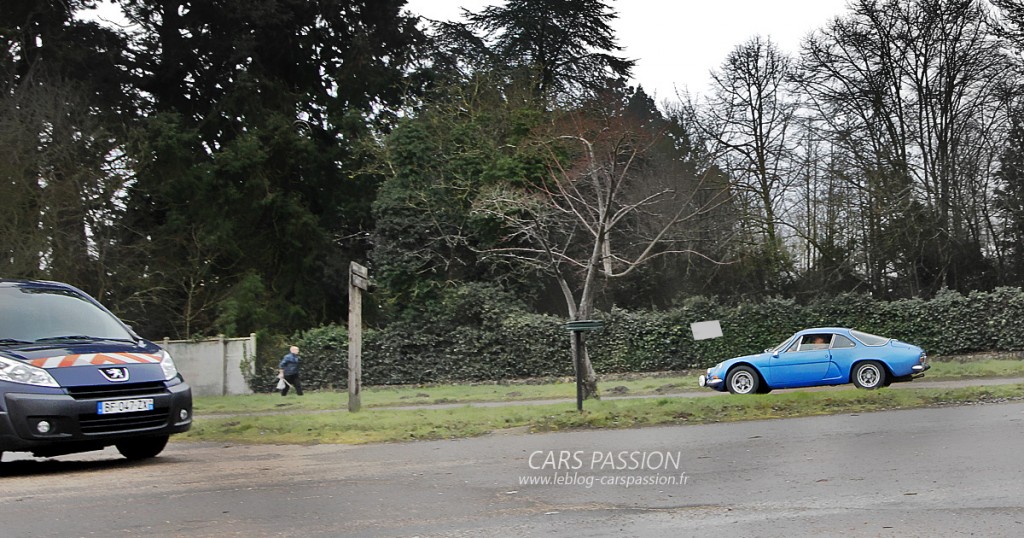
left=2, top=401, right=1024, bottom=537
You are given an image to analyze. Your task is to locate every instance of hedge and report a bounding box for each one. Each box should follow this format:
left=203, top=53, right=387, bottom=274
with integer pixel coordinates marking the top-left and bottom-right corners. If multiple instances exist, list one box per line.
left=250, top=286, right=1024, bottom=392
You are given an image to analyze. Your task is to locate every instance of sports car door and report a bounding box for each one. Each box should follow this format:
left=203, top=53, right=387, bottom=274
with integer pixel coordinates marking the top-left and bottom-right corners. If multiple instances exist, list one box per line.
left=767, top=333, right=833, bottom=386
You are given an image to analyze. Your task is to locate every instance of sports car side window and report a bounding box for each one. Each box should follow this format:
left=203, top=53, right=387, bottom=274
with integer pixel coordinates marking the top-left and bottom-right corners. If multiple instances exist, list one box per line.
left=832, top=334, right=856, bottom=349
left=799, top=334, right=831, bottom=351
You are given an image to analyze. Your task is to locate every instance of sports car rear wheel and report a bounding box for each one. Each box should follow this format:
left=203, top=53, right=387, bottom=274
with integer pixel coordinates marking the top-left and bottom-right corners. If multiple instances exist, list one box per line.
left=726, top=366, right=759, bottom=394
left=852, top=361, right=886, bottom=389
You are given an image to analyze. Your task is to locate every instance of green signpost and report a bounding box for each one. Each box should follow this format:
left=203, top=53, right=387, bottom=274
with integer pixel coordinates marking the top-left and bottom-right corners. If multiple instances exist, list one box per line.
left=563, top=320, right=605, bottom=411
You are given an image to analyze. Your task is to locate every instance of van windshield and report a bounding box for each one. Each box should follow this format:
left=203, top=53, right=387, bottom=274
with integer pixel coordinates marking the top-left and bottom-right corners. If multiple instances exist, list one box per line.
left=0, top=286, right=134, bottom=344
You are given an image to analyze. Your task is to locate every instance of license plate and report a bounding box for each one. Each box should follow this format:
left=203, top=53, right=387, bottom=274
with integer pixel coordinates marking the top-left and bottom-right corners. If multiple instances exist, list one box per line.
left=97, top=399, right=154, bottom=415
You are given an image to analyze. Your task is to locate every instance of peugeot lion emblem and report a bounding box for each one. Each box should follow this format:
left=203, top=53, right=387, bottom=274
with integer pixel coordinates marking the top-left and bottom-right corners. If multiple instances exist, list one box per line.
left=100, top=367, right=130, bottom=382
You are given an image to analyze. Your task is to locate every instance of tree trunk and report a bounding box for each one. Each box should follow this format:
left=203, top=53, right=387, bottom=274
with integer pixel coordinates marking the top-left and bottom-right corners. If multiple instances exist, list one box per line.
left=558, top=274, right=600, bottom=400
left=569, top=330, right=600, bottom=400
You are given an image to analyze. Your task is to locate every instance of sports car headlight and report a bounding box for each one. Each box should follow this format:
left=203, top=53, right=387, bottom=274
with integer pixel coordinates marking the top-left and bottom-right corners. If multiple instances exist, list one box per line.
left=0, top=356, right=60, bottom=387
left=159, top=350, right=180, bottom=381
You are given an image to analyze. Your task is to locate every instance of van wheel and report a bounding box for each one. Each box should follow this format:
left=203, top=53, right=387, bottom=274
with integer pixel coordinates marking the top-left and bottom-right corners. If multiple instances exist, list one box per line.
left=116, top=435, right=169, bottom=460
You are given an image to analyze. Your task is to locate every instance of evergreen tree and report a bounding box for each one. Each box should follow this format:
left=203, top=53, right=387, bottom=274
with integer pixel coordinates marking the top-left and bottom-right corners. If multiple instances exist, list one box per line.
left=115, top=0, right=424, bottom=337
left=466, top=0, right=634, bottom=102
left=995, top=109, right=1024, bottom=280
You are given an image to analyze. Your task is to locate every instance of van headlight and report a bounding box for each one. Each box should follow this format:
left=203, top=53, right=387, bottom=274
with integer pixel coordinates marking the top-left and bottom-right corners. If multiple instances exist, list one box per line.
left=159, top=350, right=180, bottom=381
left=0, top=356, right=60, bottom=387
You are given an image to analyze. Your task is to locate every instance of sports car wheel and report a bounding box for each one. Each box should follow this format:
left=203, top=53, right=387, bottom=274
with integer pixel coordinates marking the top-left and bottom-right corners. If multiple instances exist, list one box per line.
left=852, top=361, right=886, bottom=389
left=726, top=366, right=759, bottom=394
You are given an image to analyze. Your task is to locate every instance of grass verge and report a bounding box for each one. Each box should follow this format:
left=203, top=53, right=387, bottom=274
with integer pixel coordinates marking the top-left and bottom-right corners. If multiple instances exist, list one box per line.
left=924, top=358, right=1024, bottom=379
left=192, top=374, right=701, bottom=415
left=181, top=383, right=1024, bottom=445
left=192, top=358, right=1024, bottom=416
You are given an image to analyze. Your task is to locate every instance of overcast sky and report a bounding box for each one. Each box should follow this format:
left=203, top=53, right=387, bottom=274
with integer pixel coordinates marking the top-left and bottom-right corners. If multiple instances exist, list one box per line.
left=87, top=0, right=852, bottom=102
left=405, top=0, right=851, bottom=102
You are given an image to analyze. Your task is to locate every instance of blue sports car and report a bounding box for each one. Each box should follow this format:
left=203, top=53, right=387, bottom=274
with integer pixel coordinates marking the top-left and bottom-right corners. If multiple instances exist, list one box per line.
left=698, top=328, right=930, bottom=394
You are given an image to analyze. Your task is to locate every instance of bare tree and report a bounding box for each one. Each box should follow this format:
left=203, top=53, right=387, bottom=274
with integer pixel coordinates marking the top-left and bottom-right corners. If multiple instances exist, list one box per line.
left=701, top=36, right=799, bottom=292
left=471, top=100, right=730, bottom=398
left=0, top=73, right=128, bottom=292
left=797, top=0, right=1014, bottom=295
left=0, top=83, right=48, bottom=277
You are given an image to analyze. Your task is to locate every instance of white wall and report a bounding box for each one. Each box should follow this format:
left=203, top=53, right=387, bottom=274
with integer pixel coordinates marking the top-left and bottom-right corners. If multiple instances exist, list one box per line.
left=162, top=334, right=256, bottom=397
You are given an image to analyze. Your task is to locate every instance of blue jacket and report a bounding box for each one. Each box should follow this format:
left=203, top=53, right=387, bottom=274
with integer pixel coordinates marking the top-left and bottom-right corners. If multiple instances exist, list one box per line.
left=279, top=353, right=300, bottom=376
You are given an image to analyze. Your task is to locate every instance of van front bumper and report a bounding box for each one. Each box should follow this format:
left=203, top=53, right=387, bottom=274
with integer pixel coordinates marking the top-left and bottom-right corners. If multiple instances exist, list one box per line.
left=0, top=381, right=191, bottom=456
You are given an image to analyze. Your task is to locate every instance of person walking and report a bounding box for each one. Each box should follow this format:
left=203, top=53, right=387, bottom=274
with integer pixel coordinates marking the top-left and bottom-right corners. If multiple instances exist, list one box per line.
left=278, top=345, right=304, bottom=396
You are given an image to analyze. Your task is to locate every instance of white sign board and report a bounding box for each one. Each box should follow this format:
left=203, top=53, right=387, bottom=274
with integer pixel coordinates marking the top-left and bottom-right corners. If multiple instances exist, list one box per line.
left=691, top=320, right=723, bottom=341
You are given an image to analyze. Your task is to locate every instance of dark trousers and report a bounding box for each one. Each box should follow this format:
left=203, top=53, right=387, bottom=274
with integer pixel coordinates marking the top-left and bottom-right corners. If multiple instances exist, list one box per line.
left=281, top=374, right=303, bottom=396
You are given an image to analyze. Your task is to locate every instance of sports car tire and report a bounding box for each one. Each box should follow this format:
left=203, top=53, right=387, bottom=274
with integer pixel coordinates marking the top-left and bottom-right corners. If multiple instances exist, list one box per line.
left=726, top=366, right=759, bottom=395
left=852, top=361, right=886, bottom=390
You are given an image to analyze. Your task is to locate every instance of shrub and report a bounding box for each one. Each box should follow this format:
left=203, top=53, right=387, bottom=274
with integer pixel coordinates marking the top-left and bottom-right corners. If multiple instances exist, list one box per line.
left=250, top=287, right=1024, bottom=391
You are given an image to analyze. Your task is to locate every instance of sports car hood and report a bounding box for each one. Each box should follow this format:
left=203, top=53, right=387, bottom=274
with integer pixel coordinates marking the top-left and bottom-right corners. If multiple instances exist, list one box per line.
left=728, top=352, right=769, bottom=364
left=710, top=352, right=768, bottom=372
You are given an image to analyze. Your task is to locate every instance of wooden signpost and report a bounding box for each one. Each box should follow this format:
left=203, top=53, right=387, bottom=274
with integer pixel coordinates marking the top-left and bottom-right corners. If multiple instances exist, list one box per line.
left=348, top=261, right=372, bottom=412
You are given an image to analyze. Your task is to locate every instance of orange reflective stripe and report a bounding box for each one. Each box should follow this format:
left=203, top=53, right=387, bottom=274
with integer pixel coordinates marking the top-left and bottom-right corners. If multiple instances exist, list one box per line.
left=27, top=352, right=163, bottom=368
left=94, top=354, right=129, bottom=365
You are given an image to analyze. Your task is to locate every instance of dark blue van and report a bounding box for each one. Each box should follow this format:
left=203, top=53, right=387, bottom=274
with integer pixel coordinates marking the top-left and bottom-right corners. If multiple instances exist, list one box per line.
left=0, top=279, right=192, bottom=462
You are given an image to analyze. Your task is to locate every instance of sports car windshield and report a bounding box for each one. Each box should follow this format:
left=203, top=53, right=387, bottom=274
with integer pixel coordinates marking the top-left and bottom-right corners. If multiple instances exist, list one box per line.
left=770, top=336, right=795, bottom=353
left=0, top=286, right=134, bottom=344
